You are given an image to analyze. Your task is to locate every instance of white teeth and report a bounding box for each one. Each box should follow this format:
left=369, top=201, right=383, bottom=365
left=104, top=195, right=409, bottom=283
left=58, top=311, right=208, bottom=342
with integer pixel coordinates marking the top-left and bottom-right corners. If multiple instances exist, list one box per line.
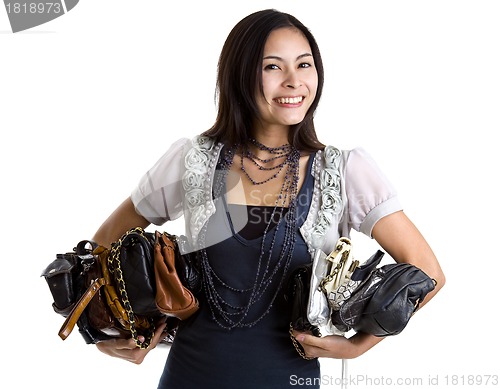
left=275, top=96, right=303, bottom=104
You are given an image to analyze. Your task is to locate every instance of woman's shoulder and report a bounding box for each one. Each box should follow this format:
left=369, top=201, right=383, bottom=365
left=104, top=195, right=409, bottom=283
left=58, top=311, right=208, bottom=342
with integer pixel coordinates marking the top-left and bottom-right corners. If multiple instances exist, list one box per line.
left=315, top=144, right=378, bottom=168
left=158, top=135, right=220, bottom=160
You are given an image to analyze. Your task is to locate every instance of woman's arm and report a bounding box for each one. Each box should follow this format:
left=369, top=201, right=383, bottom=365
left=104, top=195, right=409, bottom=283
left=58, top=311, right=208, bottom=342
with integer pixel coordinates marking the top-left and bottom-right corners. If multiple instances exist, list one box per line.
left=92, top=197, right=150, bottom=248
left=372, top=210, right=445, bottom=305
left=295, top=210, right=446, bottom=359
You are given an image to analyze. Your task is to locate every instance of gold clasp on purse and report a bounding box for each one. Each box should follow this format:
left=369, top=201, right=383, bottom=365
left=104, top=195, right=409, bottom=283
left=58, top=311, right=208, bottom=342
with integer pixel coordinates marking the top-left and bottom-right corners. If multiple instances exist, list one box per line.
left=319, top=238, right=359, bottom=295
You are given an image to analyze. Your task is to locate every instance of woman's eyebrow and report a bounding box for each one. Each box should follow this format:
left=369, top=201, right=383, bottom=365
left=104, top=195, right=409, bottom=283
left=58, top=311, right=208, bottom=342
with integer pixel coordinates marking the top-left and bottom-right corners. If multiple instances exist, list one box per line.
left=263, top=53, right=313, bottom=61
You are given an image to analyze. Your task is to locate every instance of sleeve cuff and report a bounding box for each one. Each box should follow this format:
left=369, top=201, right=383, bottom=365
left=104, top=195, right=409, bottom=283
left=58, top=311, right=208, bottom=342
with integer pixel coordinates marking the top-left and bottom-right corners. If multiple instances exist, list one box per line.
left=131, top=187, right=170, bottom=226
left=360, top=196, right=403, bottom=237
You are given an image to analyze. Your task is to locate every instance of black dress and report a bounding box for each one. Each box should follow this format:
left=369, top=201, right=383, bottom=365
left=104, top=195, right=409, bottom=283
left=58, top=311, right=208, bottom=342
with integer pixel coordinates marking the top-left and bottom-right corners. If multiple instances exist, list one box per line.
left=157, top=155, right=320, bottom=389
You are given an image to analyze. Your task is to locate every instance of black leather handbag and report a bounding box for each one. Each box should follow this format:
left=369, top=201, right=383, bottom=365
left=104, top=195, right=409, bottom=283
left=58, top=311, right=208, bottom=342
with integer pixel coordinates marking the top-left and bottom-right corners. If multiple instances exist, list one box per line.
left=331, top=262, right=436, bottom=336
left=110, top=228, right=159, bottom=317
left=284, top=264, right=321, bottom=336
left=284, top=263, right=321, bottom=360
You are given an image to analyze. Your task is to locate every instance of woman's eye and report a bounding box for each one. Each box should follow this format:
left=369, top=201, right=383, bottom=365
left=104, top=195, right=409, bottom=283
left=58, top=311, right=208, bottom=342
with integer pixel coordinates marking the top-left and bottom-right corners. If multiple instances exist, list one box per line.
left=299, top=62, right=312, bottom=69
left=264, top=64, right=280, bottom=70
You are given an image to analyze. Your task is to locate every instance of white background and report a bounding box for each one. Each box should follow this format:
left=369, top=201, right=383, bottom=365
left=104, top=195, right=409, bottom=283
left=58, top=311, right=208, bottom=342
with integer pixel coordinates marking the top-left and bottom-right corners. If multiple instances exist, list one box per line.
left=1, top=1, right=499, bottom=388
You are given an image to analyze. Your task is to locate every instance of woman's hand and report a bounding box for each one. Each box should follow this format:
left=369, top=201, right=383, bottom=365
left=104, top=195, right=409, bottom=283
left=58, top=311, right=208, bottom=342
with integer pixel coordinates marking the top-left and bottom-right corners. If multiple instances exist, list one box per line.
left=293, top=330, right=383, bottom=360
left=96, top=322, right=167, bottom=364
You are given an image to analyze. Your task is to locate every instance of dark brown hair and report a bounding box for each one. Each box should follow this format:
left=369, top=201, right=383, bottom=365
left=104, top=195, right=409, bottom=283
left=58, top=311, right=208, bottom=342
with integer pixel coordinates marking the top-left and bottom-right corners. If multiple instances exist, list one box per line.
left=202, top=9, right=325, bottom=151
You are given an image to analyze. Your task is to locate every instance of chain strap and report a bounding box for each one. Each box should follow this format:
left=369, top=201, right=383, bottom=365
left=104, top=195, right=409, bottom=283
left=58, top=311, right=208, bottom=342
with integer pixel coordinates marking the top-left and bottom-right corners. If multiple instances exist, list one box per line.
left=109, top=227, right=155, bottom=349
left=289, top=323, right=316, bottom=360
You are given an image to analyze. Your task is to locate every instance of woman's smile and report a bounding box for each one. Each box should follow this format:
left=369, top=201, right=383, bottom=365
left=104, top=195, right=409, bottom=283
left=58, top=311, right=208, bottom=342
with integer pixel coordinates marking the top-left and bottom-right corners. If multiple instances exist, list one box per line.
left=272, top=95, right=305, bottom=106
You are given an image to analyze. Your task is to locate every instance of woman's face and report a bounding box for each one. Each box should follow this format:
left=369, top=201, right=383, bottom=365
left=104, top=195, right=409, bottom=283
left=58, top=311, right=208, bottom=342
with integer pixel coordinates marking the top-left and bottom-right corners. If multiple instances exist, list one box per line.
left=255, top=27, right=318, bottom=132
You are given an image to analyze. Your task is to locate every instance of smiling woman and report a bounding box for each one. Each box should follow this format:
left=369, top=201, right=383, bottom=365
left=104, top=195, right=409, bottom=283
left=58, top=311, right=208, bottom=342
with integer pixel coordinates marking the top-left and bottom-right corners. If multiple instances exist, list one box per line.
left=89, top=8, right=445, bottom=389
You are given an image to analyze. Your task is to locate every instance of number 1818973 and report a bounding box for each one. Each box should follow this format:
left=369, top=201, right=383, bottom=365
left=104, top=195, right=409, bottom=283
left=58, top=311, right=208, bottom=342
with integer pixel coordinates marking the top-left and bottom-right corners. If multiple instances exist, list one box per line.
left=6, top=2, right=62, bottom=14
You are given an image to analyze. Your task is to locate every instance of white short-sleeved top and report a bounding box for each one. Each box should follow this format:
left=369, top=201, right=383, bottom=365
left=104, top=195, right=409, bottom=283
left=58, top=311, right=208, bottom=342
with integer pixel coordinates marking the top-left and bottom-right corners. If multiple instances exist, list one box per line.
left=131, top=136, right=402, bottom=254
left=343, top=147, right=402, bottom=236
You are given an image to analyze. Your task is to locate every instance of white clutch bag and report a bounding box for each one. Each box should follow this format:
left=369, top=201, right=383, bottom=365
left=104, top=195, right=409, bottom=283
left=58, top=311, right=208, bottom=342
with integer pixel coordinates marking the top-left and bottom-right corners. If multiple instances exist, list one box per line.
left=307, top=237, right=357, bottom=335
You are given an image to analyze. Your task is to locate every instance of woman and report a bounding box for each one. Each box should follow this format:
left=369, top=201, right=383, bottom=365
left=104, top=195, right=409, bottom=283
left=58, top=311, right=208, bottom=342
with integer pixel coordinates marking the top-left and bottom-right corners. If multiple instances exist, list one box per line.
left=94, top=9, right=445, bottom=388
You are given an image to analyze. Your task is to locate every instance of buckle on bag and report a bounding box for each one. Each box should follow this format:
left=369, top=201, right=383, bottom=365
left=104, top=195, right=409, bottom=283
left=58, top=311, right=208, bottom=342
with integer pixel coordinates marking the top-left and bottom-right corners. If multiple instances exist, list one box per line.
left=79, top=254, right=95, bottom=272
left=320, top=238, right=358, bottom=294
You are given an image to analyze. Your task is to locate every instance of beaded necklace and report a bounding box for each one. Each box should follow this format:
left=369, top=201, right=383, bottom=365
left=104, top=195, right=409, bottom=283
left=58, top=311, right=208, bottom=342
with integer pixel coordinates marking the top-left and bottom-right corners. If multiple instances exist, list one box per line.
left=240, top=139, right=294, bottom=185
left=198, top=140, right=301, bottom=329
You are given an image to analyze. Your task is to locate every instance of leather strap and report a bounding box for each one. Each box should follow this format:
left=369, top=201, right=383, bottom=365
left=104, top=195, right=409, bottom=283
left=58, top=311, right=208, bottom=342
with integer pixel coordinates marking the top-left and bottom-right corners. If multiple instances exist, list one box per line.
left=58, top=277, right=107, bottom=340
left=75, top=240, right=98, bottom=255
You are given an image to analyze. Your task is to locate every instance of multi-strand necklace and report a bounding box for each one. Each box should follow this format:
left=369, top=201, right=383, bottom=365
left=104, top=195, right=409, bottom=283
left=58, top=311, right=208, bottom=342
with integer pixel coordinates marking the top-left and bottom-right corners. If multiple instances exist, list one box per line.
left=240, top=138, right=295, bottom=186
left=198, top=139, right=301, bottom=329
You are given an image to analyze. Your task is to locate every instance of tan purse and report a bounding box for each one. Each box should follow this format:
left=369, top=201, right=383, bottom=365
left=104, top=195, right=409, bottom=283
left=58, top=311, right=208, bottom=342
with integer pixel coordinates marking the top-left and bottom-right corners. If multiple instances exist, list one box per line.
left=154, top=231, right=199, bottom=320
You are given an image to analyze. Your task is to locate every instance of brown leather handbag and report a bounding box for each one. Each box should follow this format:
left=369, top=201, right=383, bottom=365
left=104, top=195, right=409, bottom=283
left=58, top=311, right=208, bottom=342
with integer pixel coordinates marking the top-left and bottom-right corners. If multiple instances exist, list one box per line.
left=154, top=231, right=199, bottom=319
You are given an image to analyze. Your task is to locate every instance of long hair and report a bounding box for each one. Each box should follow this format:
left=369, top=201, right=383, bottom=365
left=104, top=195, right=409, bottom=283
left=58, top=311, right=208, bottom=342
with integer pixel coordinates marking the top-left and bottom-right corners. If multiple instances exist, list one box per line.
left=202, top=9, right=325, bottom=151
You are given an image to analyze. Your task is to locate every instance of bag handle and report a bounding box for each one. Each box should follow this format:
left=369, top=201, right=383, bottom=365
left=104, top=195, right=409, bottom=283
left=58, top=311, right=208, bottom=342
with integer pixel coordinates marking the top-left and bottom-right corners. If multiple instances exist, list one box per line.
left=58, top=277, right=107, bottom=340
left=57, top=240, right=106, bottom=340
left=75, top=240, right=98, bottom=256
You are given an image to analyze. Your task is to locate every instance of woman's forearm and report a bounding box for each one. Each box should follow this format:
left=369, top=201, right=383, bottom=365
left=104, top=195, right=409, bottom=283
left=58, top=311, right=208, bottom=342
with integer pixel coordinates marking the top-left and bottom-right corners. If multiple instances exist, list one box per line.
left=92, top=197, right=150, bottom=248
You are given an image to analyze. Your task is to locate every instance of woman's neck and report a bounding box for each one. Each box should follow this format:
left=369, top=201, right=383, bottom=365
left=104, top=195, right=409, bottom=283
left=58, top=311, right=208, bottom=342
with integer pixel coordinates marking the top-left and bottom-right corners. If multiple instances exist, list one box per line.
left=251, top=122, right=290, bottom=148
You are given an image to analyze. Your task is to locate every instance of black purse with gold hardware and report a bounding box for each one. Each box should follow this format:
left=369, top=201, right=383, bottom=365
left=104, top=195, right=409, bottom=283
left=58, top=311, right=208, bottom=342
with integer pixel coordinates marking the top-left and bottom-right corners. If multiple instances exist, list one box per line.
left=331, top=262, right=436, bottom=336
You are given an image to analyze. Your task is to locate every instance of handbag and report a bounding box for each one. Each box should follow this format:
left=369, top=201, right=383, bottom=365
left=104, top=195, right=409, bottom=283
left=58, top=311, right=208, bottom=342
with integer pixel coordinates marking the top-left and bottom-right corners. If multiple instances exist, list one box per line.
left=303, top=238, right=360, bottom=336
left=331, top=262, right=436, bottom=336
left=284, top=263, right=321, bottom=360
left=321, top=240, right=385, bottom=311
left=319, top=237, right=358, bottom=309
left=154, top=231, right=200, bottom=319
left=41, top=239, right=151, bottom=346
left=285, top=238, right=355, bottom=359
left=108, top=228, right=158, bottom=317
left=285, top=264, right=320, bottom=335
left=41, top=227, right=200, bottom=348
left=307, top=236, right=436, bottom=337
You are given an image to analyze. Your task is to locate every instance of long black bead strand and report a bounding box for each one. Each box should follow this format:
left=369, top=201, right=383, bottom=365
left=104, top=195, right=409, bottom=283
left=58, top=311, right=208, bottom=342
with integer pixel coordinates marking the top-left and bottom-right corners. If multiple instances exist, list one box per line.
left=198, top=142, right=301, bottom=329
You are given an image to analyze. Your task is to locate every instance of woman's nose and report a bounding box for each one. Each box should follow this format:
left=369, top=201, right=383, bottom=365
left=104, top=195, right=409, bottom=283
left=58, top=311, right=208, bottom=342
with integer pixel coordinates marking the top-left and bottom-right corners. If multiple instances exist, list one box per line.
left=284, top=71, right=302, bottom=89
